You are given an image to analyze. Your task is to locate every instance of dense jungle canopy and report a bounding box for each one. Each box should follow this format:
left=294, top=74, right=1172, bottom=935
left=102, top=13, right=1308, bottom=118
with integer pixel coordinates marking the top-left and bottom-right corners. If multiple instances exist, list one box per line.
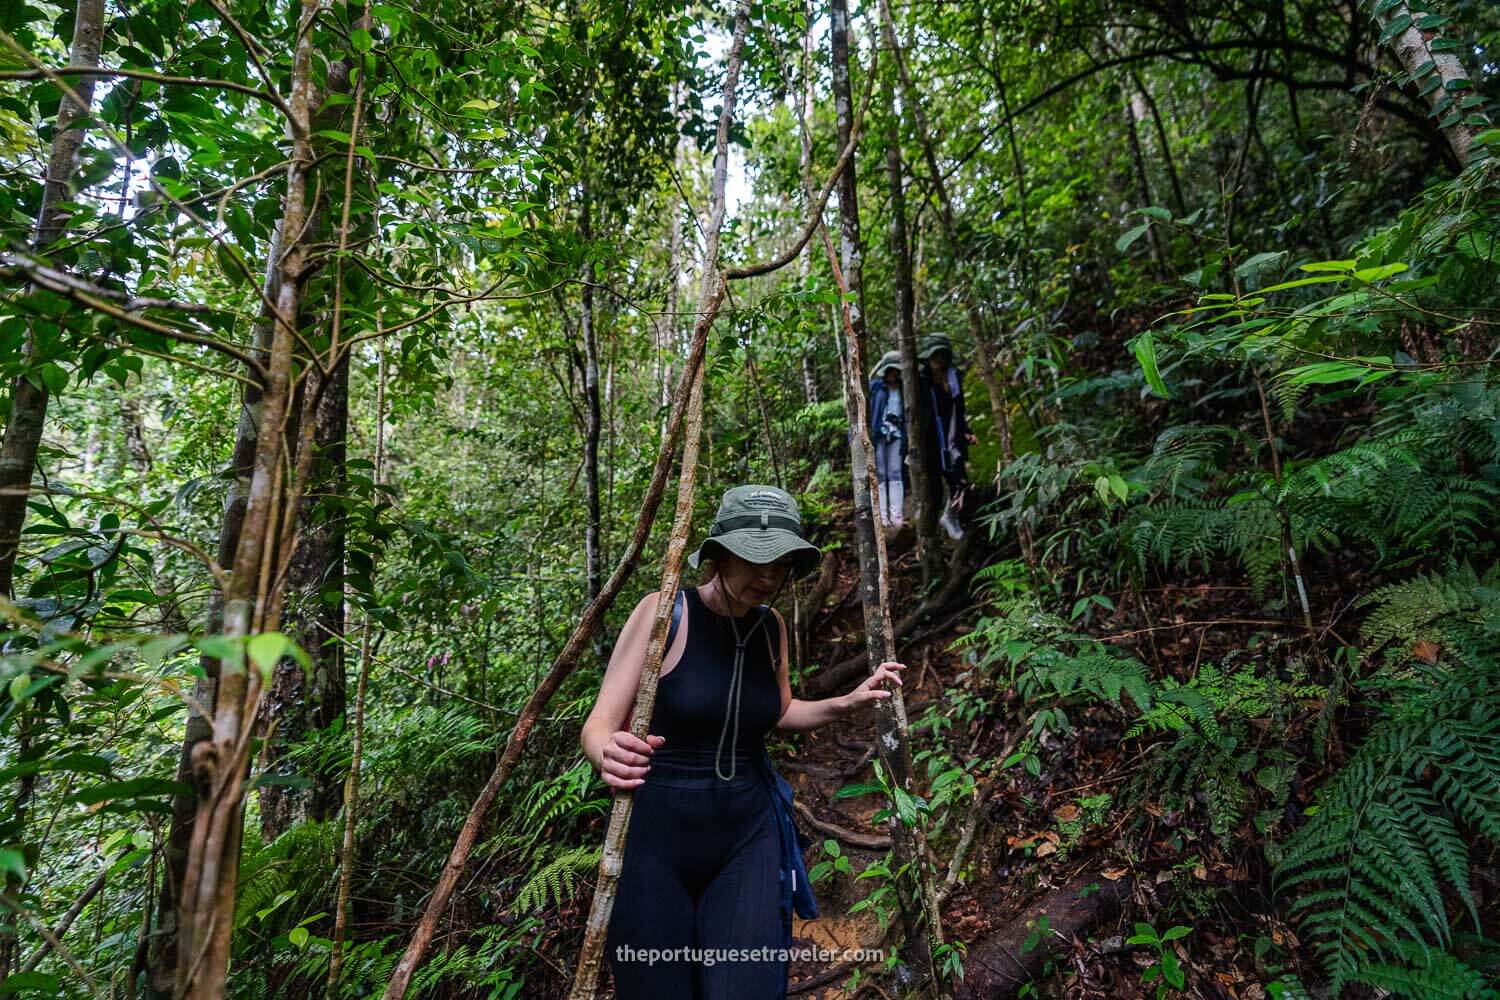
left=2, top=0, right=1499, bottom=997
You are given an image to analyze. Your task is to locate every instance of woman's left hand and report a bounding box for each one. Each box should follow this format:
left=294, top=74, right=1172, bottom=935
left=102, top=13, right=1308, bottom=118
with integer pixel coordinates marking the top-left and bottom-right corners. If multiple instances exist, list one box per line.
left=842, top=661, right=906, bottom=715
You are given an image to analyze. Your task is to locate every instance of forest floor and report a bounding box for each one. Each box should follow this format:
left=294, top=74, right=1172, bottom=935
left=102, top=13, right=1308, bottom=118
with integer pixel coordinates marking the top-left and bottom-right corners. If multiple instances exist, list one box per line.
left=773, top=516, right=1307, bottom=1000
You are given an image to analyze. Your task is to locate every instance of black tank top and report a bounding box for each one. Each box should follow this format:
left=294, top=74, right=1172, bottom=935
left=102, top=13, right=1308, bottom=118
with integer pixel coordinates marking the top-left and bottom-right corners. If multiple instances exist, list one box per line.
left=647, top=587, right=784, bottom=779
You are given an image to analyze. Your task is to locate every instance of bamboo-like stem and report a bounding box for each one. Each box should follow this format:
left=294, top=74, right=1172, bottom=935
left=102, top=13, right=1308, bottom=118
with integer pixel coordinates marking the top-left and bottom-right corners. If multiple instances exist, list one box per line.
left=378, top=26, right=749, bottom=976
left=567, top=5, right=749, bottom=998
left=567, top=349, right=711, bottom=999
left=327, top=343, right=385, bottom=995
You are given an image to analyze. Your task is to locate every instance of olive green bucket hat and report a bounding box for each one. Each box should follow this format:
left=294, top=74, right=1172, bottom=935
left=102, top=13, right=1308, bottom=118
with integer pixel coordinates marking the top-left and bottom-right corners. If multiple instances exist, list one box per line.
left=917, top=333, right=955, bottom=360
left=869, top=349, right=902, bottom=380
left=688, top=484, right=822, bottom=578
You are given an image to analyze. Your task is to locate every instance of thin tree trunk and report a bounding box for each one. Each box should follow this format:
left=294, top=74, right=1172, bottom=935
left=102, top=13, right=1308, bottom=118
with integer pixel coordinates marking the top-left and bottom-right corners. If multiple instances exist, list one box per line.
left=1127, top=69, right=1187, bottom=216
left=144, top=214, right=283, bottom=999
left=259, top=351, right=348, bottom=838
left=1120, top=83, right=1166, bottom=273
left=256, top=0, right=373, bottom=844
left=825, top=12, right=942, bottom=991
left=1375, top=0, right=1490, bottom=166
left=885, top=80, right=942, bottom=585
left=799, top=7, right=820, bottom=407
left=121, top=387, right=153, bottom=474
left=172, top=2, right=322, bottom=994
left=830, top=0, right=866, bottom=346
left=820, top=197, right=946, bottom=1000
left=581, top=173, right=604, bottom=646
left=0, top=0, right=106, bottom=597
left=657, top=86, right=685, bottom=413
left=146, top=204, right=287, bottom=996
left=878, top=0, right=1035, bottom=572
left=327, top=345, right=386, bottom=996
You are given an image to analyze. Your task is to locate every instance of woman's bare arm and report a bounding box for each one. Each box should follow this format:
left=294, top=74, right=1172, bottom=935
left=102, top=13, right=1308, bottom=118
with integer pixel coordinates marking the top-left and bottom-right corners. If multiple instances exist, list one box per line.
left=769, top=607, right=906, bottom=733
left=579, top=591, right=686, bottom=789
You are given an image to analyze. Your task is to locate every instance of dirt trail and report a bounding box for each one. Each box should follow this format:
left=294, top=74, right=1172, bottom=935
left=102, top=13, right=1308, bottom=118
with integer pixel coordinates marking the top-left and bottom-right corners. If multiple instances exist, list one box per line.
left=785, top=530, right=981, bottom=997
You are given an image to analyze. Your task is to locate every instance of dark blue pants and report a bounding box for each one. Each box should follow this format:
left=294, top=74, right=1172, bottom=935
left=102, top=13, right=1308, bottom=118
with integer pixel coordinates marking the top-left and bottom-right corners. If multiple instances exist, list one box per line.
left=605, top=763, right=786, bottom=999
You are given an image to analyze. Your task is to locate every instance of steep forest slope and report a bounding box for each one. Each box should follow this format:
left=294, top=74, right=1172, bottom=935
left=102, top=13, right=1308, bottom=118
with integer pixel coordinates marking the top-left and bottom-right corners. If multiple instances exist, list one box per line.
left=0, top=0, right=1498, bottom=998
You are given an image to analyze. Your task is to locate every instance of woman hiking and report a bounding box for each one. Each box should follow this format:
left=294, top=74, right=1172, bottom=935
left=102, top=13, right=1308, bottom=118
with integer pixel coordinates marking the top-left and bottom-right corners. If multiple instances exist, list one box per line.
left=868, top=350, right=908, bottom=532
left=580, top=484, right=907, bottom=1000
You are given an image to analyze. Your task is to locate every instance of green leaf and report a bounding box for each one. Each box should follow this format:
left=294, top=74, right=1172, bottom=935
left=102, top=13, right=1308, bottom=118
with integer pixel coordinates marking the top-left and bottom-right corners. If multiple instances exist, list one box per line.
left=0, top=971, right=61, bottom=997
left=0, top=847, right=27, bottom=882
left=1377, top=13, right=1411, bottom=44
left=1115, top=222, right=1150, bottom=252
left=1162, top=950, right=1185, bottom=988
left=832, top=781, right=885, bottom=800
left=1161, top=926, right=1191, bottom=942
left=246, top=631, right=290, bottom=682
left=1235, top=251, right=1285, bottom=279
left=1352, top=262, right=1408, bottom=282
left=256, top=890, right=294, bottom=922
left=73, top=776, right=190, bottom=805
left=38, top=362, right=67, bottom=395
left=351, top=27, right=373, bottom=52
left=215, top=243, right=249, bottom=286
left=288, top=926, right=310, bottom=949
left=1256, top=274, right=1348, bottom=294
left=1299, top=259, right=1356, bottom=273
left=1133, top=332, right=1171, bottom=399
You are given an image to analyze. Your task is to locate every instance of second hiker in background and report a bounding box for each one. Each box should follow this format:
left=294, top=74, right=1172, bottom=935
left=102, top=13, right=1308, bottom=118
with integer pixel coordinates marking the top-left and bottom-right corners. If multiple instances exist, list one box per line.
left=868, top=350, right=907, bottom=533
left=918, top=333, right=976, bottom=540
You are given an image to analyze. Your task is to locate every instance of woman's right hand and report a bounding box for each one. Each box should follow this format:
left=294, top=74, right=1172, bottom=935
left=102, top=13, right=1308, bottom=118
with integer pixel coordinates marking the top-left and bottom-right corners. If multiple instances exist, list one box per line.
left=601, top=731, right=665, bottom=790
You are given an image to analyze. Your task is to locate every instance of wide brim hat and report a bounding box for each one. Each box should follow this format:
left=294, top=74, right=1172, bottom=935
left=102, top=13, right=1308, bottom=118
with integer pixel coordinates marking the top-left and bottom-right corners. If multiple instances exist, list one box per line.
left=688, top=484, right=822, bottom=578
left=869, top=349, right=902, bottom=380
left=917, top=333, right=955, bottom=360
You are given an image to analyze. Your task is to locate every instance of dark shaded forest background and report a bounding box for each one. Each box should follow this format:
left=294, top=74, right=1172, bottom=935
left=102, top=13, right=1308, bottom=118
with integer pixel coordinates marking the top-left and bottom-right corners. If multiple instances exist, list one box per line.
left=1, top=0, right=1499, bottom=997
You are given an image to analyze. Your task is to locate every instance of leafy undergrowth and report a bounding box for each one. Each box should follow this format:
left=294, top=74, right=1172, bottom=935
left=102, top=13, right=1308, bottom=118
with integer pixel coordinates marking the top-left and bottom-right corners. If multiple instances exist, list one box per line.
left=774, top=515, right=1498, bottom=999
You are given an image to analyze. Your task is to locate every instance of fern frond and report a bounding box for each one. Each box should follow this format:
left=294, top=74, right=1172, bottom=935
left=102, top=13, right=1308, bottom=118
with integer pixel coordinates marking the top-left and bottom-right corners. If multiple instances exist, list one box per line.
left=513, top=844, right=602, bottom=914
left=1274, top=644, right=1500, bottom=992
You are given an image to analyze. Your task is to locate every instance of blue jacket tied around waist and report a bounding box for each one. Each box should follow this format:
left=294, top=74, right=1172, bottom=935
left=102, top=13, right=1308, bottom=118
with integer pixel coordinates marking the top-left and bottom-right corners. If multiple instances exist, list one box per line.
left=665, top=589, right=819, bottom=947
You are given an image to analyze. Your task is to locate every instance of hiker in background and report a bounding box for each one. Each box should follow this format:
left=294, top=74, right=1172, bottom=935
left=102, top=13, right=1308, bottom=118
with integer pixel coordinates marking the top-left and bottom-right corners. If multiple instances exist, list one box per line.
left=868, top=350, right=907, bottom=532
left=918, top=333, right=976, bottom=540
